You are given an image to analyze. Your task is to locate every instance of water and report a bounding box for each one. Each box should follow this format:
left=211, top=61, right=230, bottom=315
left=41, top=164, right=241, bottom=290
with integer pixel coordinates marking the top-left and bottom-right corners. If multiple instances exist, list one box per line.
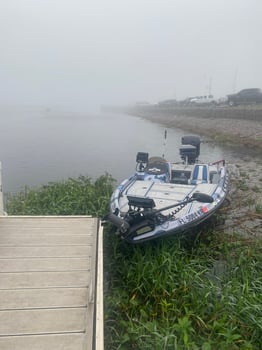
left=0, top=106, right=227, bottom=193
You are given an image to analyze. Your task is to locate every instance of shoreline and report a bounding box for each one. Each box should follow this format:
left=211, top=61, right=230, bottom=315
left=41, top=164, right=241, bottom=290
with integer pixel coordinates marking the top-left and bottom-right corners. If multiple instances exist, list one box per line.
left=127, top=106, right=262, bottom=152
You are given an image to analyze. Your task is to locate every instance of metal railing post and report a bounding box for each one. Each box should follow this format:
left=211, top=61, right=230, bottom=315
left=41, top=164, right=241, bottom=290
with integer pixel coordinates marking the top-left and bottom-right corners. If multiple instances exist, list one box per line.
left=0, top=162, right=4, bottom=215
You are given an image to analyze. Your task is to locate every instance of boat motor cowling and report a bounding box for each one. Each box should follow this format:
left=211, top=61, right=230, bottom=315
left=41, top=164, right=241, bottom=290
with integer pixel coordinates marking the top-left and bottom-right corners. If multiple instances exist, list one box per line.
left=136, top=152, right=149, bottom=172
left=136, top=152, right=149, bottom=164
left=179, top=145, right=197, bottom=164
left=181, top=136, right=201, bottom=163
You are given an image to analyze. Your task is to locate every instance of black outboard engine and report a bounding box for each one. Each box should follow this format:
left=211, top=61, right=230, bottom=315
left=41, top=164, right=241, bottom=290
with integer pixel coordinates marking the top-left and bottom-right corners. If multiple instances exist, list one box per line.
left=180, top=136, right=201, bottom=164
left=136, top=152, right=149, bottom=172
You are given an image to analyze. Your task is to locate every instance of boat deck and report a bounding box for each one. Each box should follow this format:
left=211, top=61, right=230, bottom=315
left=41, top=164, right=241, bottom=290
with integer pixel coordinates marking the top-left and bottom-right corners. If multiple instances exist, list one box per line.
left=0, top=216, right=103, bottom=350
left=119, top=180, right=217, bottom=215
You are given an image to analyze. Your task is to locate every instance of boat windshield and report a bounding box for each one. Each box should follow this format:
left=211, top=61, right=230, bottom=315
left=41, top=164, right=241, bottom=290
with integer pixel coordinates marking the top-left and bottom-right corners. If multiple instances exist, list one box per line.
left=145, top=157, right=168, bottom=175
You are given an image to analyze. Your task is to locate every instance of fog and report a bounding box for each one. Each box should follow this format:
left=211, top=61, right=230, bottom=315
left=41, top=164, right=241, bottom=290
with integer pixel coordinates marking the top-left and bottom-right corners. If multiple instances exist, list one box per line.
left=0, top=0, right=261, bottom=111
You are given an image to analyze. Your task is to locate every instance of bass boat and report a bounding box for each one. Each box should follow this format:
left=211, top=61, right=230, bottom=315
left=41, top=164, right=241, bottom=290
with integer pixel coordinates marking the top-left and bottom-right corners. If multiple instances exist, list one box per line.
left=104, top=136, right=229, bottom=243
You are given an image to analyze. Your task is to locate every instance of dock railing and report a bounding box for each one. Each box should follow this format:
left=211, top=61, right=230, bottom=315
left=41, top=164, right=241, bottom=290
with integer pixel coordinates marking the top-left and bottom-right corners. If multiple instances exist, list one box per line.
left=0, top=162, right=3, bottom=215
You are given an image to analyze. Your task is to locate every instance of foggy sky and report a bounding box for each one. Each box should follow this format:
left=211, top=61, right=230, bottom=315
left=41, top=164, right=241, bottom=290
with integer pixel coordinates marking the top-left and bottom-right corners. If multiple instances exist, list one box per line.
left=0, top=0, right=261, bottom=111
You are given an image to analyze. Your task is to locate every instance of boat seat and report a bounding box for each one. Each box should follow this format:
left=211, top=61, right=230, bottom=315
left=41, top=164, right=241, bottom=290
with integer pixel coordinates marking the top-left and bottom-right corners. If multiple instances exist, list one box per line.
left=190, top=164, right=209, bottom=185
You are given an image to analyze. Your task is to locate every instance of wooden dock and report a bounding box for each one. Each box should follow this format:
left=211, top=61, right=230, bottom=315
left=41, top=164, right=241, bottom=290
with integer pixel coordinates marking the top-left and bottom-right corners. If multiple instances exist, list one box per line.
left=0, top=215, right=104, bottom=350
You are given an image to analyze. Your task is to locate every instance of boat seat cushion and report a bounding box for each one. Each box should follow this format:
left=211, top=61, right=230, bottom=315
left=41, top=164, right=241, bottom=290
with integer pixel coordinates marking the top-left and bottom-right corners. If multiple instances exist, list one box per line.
left=190, top=164, right=209, bottom=184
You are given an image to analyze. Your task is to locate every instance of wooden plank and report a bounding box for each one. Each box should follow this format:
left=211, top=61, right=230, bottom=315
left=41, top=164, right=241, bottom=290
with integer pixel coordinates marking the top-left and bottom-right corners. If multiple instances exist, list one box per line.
left=0, top=227, right=94, bottom=234
left=0, top=245, right=92, bottom=258
left=0, top=334, right=84, bottom=350
left=0, top=288, right=88, bottom=310
left=0, top=216, right=95, bottom=229
left=0, top=233, right=91, bottom=246
left=0, top=258, right=91, bottom=272
left=0, top=271, right=91, bottom=289
left=0, top=308, right=87, bottom=335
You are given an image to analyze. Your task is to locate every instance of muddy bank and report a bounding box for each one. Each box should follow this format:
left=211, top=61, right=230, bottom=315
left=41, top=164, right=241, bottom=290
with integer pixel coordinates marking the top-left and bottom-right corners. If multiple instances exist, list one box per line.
left=224, top=160, right=262, bottom=238
left=143, top=105, right=262, bottom=121
left=128, top=106, right=262, bottom=239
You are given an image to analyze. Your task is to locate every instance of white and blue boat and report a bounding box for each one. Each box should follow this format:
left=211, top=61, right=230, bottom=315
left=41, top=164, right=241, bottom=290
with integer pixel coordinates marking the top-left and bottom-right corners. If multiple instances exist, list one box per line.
left=105, top=136, right=229, bottom=243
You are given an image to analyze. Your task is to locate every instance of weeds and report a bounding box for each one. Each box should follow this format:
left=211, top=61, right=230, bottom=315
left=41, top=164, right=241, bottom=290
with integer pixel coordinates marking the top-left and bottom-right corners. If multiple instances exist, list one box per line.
left=251, top=186, right=261, bottom=192
left=5, top=173, right=115, bottom=216
left=104, top=229, right=262, bottom=349
left=255, top=204, right=262, bottom=214
left=236, top=180, right=249, bottom=191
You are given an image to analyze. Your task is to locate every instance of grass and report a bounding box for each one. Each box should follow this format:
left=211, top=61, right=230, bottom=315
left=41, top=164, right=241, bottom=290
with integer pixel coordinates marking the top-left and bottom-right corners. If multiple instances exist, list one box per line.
left=6, top=173, right=115, bottom=217
left=5, top=175, right=262, bottom=350
left=255, top=204, right=262, bottom=214
left=104, top=231, right=262, bottom=350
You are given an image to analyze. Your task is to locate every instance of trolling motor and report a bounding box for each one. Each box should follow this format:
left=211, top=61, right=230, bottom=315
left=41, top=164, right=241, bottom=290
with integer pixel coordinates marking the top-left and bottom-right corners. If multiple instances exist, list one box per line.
left=105, top=192, right=213, bottom=238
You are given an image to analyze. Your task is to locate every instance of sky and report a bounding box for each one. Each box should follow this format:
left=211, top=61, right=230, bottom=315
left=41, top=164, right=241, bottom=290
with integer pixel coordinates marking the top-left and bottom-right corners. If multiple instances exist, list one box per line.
left=0, top=0, right=261, bottom=111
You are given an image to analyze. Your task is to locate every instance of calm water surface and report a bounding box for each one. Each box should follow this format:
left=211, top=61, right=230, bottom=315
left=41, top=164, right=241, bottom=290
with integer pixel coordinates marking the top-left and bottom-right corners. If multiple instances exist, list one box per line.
left=0, top=106, right=229, bottom=193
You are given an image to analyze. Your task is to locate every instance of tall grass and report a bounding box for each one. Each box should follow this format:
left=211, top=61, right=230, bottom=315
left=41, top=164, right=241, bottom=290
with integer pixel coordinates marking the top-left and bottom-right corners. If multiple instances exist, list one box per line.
left=104, top=231, right=262, bottom=349
left=105, top=232, right=262, bottom=350
left=6, top=175, right=262, bottom=349
left=6, top=173, right=115, bottom=216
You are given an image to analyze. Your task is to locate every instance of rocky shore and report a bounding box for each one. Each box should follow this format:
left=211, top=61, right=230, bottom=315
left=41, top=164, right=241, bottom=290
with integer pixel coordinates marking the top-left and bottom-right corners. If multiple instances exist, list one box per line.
left=128, top=106, right=262, bottom=239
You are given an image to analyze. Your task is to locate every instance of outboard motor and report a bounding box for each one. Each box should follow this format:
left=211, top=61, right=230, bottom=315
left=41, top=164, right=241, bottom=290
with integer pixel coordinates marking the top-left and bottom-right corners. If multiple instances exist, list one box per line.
left=180, top=136, right=201, bottom=164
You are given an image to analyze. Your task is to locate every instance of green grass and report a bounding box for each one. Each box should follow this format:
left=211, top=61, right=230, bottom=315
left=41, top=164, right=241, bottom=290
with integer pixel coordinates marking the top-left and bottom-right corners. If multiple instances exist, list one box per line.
left=6, top=173, right=115, bottom=216
left=5, top=175, right=262, bottom=350
left=104, top=231, right=262, bottom=349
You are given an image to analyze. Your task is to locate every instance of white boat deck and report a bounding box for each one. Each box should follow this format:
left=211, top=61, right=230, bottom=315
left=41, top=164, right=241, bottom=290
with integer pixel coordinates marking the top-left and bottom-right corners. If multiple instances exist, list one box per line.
left=0, top=216, right=104, bottom=350
left=119, top=180, right=216, bottom=215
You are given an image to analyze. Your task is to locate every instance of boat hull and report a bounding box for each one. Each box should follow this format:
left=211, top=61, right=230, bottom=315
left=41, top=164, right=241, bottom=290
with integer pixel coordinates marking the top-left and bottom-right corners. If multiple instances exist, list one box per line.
left=123, top=194, right=227, bottom=243
left=105, top=140, right=230, bottom=243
